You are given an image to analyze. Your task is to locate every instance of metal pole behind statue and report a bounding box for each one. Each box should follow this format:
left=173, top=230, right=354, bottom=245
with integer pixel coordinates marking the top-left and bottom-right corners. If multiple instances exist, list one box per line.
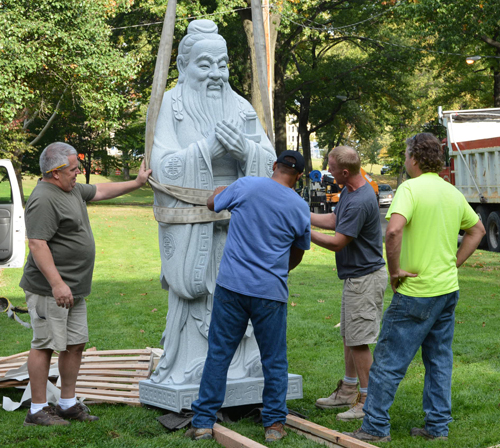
left=144, top=0, right=178, bottom=171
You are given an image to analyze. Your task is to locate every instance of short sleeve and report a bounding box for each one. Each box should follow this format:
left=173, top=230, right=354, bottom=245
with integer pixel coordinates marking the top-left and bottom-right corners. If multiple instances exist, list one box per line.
left=293, top=219, right=311, bottom=251
left=460, top=195, right=479, bottom=230
left=336, top=205, right=366, bottom=238
left=386, top=182, right=413, bottom=223
left=75, top=183, right=97, bottom=202
left=214, top=181, right=239, bottom=213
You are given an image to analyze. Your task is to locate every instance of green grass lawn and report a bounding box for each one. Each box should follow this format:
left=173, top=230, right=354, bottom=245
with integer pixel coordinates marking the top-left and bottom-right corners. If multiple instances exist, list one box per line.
left=1, top=206, right=499, bottom=447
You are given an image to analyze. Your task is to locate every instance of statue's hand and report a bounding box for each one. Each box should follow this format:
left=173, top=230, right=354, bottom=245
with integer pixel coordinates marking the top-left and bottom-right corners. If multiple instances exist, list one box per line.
left=215, top=120, right=249, bottom=161
left=206, top=130, right=226, bottom=159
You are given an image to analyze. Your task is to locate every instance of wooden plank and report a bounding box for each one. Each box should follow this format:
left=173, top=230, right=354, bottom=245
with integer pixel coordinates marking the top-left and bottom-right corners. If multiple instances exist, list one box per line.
left=78, top=363, right=149, bottom=370
left=286, top=415, right=378, bottom=448
left=75, top=392, right=141, bottom=405
left=213, top=423, right=268, bottom=448
left=75, top=388, right=139, bottom=398
left=0, top=350, right=30, bottom=363
left=76, top=375, right=143, bottom=383
left=76, top=369, right=149, bottom=377
left=75, top=381, right=139, bottom=390
left=82, top=349, right=152, bottom=356
left=80, top=356, right=151, bottom=363
left=0, top=380, right=29, bottom=388
left=287, top=426, right=345, bottom=448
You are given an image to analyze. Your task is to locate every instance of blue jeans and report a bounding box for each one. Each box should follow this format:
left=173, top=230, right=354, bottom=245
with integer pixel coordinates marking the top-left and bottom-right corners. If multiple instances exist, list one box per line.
left=362, top=290, right=459, bottom=438
left=191, top=285, right=288, bottom=428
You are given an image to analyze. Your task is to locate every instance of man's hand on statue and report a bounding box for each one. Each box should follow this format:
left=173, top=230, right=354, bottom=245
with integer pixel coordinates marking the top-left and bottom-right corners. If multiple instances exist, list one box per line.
left=215, top=120, right=248, bottom=160
left=135, top=160, right=152, bottom=186
left=52, top=282, right=74, bottom=309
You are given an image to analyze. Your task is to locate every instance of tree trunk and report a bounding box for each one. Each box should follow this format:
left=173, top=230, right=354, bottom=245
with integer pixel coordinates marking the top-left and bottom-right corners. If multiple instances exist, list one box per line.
left=494, top=65, right=500, bottom=108
left=12, top=146, right=25, bottom=206
left=298, top=96, right=313, bottom=174
left=274, top=55, right=287, bottom=155
left=123, top=163, right=130, bottom=180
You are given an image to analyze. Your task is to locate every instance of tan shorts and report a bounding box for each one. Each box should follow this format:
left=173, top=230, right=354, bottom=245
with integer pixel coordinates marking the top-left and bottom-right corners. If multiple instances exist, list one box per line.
left=340, top=267, right=388, bottom=346
left=25, top=291, right=89, bottom=351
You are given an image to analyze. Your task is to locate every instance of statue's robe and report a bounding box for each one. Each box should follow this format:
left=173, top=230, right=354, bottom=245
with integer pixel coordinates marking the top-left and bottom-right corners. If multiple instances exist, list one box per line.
left=150, top=85, right=276, bottom=385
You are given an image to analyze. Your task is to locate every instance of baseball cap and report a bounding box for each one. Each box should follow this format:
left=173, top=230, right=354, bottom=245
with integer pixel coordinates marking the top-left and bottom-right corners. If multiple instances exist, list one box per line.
left=276, top=150, right=305, bottom=173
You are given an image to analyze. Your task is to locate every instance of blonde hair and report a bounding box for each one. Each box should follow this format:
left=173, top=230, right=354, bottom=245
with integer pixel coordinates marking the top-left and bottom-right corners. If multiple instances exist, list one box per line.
left=329, top=146, right=360, bottom=175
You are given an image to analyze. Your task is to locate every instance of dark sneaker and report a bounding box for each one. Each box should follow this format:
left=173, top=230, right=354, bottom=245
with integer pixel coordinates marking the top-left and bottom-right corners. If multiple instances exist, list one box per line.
left=55, top=403, right=99, bottom=422
left=344, top=427, right=391, bottom=442
left=24, top=406, right=71, bottom=426
left=411, top=427, right=448, bottom=440
left=265, top=422, right=287, bottom=442
left=184, top=427, right=213, bottom=440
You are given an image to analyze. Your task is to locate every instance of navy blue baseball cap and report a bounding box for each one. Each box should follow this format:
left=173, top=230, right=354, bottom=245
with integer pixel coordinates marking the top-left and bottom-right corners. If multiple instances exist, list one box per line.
left=276, top=150, right=305, bottom=173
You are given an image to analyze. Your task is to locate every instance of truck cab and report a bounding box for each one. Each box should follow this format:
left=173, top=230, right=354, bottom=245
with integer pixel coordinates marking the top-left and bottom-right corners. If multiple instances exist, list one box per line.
left=0, top=160, right=25, bottom=268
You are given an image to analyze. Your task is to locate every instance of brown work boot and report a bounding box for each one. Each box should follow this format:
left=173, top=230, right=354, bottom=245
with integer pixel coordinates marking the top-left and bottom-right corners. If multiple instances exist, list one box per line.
left=315, top=379, right=359, bottom=409
left=24, top=406, right=71, bottom=426
left=184, top=427, right=213, bottom=440
left=336, top=392, right=367, bottom=421
left=344, top=427, right=391, bottom=442
left=264, top=422, right=287, bottom=442
left=411, top=427, right=448, bottom=440
left=55, top=403, right=99, bottom=422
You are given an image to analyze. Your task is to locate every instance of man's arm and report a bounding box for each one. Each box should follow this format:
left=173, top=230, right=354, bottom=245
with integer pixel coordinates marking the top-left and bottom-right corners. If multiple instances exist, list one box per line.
left=311, top=229, right=352, bottom=252
left=91, top=160, right=151, bottom=202
left=207, top=186, right=227, bottom=211
left=311, top=211, right=336, bottom=230
left=289, top=245, right=304, bottom=271
left=28, top=239, right=74, bottom=309
left=456, top=220, right=486, bottom=268
left=385, top=213, right=417, bottom=292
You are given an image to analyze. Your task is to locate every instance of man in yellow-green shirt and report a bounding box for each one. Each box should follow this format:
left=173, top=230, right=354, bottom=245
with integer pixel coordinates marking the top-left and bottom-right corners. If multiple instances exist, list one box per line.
left=347, top=133, right=485, bottom=443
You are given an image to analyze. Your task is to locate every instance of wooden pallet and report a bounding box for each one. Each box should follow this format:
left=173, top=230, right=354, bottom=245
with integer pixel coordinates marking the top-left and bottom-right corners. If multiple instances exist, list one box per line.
left=0, top=347, right=162, bottom=407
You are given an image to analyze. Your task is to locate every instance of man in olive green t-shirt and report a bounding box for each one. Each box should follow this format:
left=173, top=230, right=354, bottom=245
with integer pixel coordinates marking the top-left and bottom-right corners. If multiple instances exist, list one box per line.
left=348, top=133, right=485, bottom=443
left=20, top=142, right=151, bottom=427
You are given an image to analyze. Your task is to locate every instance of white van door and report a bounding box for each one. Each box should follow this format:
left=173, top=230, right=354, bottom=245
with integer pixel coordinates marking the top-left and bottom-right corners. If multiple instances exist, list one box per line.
left=0, top=160, right=25, bottom=268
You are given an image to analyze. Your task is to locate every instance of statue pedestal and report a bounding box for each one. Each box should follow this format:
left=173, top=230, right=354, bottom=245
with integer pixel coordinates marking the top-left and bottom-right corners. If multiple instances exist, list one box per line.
left=139, top=374, right=303, bottom=413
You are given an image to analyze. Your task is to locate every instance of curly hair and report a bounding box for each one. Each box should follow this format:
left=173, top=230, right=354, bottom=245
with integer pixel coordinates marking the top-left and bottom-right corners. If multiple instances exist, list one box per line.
left=406, top=133, right=444, bottom=173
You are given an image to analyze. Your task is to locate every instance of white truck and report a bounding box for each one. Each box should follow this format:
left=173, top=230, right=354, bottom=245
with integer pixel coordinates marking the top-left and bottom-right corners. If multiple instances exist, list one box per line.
left=438, top=107, right=500, bottom=252
left=0, top=159, right=25, bottom=268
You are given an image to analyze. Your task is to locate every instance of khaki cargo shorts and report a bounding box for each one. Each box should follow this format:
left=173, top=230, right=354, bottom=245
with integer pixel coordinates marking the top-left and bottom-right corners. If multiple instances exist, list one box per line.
left=25, top=291, right=89, bottom=351
left=340, top=266, right=388, bottom=346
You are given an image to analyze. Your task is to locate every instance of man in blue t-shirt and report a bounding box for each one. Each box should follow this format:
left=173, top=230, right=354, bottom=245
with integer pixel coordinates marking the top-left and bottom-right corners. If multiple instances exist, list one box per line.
left=311, top=146, right=387, bottom=422
left=186, top=150, right=310, bottom=443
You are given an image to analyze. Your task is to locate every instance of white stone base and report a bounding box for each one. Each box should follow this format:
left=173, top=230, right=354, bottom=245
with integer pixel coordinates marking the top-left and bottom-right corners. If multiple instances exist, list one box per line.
left=139, top=374, right=303, bottom=413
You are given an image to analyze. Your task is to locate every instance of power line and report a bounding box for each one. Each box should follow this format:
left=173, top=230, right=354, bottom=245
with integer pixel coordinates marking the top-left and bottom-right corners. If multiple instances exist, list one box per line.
left=110, top=6, right=251, bottom=30
left=110, top=2, right=500, bottom=61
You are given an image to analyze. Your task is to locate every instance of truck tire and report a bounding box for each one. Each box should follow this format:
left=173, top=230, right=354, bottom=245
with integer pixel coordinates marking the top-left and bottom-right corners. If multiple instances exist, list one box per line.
left=486, top=211, right=500, bottom=252
left=475, top=205, right=489, bottom=249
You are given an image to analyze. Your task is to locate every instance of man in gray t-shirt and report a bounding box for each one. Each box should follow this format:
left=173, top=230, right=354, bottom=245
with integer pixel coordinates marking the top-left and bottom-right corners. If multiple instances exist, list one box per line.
left=21, top=142, right=151, bottom=427
left=311, top=146, right=387, bottom=422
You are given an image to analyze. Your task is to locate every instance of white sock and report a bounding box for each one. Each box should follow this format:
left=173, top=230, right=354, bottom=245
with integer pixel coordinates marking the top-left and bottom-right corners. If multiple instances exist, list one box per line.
left=58, top=395, right=77, bottom=410
left=343, top=376, right=358, bottom=385
left=359, top=387, right=368, bottom=394
left=31, top=402, right=48, bottom=414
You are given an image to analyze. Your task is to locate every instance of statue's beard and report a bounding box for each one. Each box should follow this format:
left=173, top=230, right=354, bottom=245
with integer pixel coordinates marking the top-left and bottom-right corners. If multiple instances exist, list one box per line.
left=182, top=82, right=240, bottom=137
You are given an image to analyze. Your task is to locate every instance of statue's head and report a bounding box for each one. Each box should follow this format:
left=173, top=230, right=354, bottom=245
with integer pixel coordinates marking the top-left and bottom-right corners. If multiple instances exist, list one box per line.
left=177, top=20, right=229, bottom=98
left=175, top=20, right=239, bottom=135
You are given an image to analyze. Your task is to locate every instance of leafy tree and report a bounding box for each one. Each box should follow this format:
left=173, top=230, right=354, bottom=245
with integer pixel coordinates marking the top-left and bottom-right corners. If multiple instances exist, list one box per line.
left=0, top=0, right=138, bottom=197
left=398, top=0, right=500, bottom=107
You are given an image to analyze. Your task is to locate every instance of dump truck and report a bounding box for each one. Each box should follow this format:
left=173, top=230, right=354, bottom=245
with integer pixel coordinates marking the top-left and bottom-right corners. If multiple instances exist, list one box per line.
left=438, top=107, right=500, bottom=251
left=0, top=159, right=25, bottom=268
